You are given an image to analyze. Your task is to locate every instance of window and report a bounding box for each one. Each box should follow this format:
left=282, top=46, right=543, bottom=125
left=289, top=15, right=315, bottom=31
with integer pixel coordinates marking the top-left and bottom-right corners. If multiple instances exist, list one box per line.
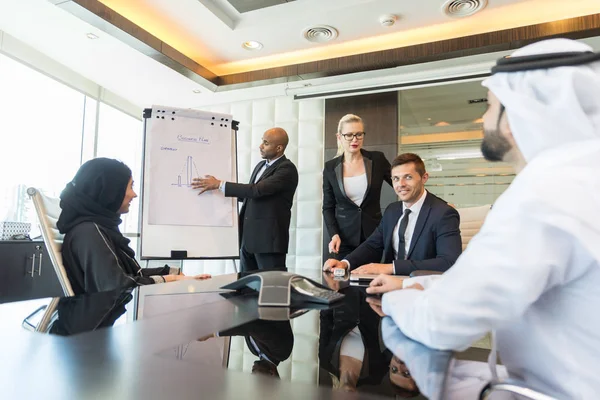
left=0, top=48, right=142, bottom=243
left=0, top=53, right=85, bottom=235
left=96, top=103, right=143, bottom=240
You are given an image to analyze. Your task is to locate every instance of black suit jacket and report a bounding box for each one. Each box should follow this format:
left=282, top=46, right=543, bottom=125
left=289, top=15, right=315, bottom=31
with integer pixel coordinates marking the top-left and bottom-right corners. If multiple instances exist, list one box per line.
left=345, top=192, right=462, bottom=275
left=322, top=150, right=392, bottom=248
left=225, top=155, right=298, bottom=254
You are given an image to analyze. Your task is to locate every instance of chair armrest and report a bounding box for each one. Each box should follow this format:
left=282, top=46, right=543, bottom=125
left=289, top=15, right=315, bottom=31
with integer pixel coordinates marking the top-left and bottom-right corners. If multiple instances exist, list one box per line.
left=21, top=298, right=60, bottom=333
left=409, top=270, right=443, bottom=278
left=479, top=379, right=557, bottom=400
left=22, top=305, right=48, bottom=332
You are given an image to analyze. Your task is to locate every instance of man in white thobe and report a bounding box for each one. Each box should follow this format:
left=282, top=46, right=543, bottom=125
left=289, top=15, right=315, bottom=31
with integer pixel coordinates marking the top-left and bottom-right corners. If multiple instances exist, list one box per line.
left=367, top=38, right=600, bottom=399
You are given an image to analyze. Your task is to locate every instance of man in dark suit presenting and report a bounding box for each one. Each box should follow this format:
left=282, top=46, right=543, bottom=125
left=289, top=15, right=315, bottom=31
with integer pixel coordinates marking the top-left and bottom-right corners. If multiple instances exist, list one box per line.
left=323, top=153, right=461, bottom=276
left=192, top=127, right=298, bottom=271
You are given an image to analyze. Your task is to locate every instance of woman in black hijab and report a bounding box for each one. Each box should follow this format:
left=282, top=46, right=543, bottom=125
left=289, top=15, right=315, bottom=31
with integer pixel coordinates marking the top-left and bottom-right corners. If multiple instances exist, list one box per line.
left=58, top=158, right=210, bottom=294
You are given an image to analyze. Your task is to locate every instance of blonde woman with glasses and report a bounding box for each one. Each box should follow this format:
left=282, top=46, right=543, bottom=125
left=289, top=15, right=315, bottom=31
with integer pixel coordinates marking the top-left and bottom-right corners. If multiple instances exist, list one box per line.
left=322, top=114, right=392, bottom=259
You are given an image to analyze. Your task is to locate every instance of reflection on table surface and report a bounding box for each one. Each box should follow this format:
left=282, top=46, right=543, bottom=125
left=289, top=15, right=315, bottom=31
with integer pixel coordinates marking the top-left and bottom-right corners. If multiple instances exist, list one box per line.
left=381, top=318, right=454, bottom=400
left=319, top=271, right=423, bottom=398
left=157, top=271, right=451, bottom=398
left=49, top=288, right=133, bottom=335
left=0, top=270, right=458, bottom=399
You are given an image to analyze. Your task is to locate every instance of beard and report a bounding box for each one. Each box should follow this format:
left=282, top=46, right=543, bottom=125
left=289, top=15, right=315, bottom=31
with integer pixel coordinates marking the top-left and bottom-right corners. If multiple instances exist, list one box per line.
left=481, top=128, right=512, bottom=162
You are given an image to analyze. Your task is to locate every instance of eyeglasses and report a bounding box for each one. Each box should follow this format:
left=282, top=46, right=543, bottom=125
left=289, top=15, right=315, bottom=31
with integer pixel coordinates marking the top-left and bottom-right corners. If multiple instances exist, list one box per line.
left=340, top=132, right=366, bottom=141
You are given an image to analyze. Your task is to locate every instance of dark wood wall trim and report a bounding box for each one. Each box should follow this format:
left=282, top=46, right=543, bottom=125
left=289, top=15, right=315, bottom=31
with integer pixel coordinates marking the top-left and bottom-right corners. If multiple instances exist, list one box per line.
left=49, top=0, right=600, bottom=89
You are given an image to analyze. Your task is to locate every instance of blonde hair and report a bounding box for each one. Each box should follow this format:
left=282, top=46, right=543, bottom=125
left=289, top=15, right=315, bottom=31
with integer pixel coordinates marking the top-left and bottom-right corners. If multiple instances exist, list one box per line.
left=335, top=114, right=364, bottom=157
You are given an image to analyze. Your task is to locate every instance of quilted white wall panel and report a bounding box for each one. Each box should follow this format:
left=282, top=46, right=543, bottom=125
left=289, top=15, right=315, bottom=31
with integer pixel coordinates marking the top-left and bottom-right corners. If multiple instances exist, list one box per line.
left=298, top=120, right=325, bottom=151
left=295, top=227, right=321, bottom=253
left=292, top=311, right=319, bottom=335
left=251, top=99, right=276, bottom=125
left=294, top=256, right=322, bottom=274
left=275, top=98, right=299, bottom=123
left=297, top=175, right=321, bottom=201
left=298, top=153, right=321, bottom=176
left=177, top=96, right=324, bottom=384
left=296, top=201, right=321, bottom=229
left=299, top=100, right=325, bottom=121
left=292, top=334, right=320, bottom=363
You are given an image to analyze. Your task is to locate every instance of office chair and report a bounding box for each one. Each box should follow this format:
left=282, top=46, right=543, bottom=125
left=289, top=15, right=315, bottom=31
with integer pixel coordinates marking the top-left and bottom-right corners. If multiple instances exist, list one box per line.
left=22, top=188, right=74, bottom=333
left=21, top=298, right=61, bottom=333
left=457, top=204, right=491, bottom=251
left=479, top=379, right=558, bottom=400
left=409, top=204, right=492, bottom=278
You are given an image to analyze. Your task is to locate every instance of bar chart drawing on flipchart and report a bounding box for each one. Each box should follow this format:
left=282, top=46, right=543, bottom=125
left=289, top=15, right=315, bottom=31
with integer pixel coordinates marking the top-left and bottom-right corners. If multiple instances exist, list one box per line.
left=172, top=156, right=201, bottom=187
left=147, top=114, right=234, bottom=227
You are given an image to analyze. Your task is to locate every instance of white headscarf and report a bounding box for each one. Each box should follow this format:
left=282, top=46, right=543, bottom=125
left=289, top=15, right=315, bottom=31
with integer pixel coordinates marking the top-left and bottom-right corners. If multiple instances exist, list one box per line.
left=482, top=38, right=600, bottom=162
left=482, top=38, right=600, bottom=263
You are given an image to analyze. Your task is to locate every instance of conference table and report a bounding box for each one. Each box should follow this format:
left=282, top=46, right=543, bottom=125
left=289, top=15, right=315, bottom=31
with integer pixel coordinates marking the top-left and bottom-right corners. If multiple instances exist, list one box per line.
left=0, top=272, right=456, bottom=399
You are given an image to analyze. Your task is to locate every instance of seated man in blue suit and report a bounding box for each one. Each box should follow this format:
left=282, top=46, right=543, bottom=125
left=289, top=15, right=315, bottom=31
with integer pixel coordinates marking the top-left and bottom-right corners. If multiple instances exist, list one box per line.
left=323, top=153, right=462, bottom=276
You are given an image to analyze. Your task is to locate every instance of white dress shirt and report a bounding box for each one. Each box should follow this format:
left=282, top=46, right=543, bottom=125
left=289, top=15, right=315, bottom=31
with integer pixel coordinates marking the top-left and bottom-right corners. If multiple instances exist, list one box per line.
left=220, top=155, right=284, bottom=192
left=392, top=190, right=428, bottom=259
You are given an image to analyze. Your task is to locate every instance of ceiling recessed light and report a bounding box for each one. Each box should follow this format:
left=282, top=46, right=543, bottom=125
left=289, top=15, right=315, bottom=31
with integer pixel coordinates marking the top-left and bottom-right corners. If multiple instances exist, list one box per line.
left=192, top=89, right=202, bottom=94
left=242, top=41, right=263, bottom=51
left=86, top=33, right=99, bottom=40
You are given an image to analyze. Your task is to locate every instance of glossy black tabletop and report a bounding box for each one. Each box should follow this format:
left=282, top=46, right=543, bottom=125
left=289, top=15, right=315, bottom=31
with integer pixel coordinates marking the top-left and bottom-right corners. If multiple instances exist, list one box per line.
left=0, top=271, right=456, bottom=399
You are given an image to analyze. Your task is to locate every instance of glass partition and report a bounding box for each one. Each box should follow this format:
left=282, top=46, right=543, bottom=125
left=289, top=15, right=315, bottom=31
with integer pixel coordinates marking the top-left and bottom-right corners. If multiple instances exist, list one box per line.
left=398, top=80, right=514, bottom=207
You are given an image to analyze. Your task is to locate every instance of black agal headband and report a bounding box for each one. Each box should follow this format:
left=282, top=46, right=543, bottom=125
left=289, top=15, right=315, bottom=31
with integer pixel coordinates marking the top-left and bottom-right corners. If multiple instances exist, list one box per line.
left=491, top=51, right=600, bottom=74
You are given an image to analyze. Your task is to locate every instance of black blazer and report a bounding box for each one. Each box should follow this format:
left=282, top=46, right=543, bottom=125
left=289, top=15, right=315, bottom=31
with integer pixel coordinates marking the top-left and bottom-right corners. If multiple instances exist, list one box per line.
left=225, top=155, right=298, bottom=254
left=322, top=150, right=392, bottom=248
left=345, top=192, right=462, bottom=275
left=62, top=222, right=175, bottom=294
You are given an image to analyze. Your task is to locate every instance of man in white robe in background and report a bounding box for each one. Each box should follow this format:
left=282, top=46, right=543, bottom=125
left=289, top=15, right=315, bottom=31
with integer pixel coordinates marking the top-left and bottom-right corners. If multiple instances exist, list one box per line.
left=367, top=38, right=600, bottom=399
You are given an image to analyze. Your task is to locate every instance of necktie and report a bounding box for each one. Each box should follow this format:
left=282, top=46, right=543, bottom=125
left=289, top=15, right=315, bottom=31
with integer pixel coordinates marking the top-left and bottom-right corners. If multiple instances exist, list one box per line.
left=397, top=209, right=412, bottom=260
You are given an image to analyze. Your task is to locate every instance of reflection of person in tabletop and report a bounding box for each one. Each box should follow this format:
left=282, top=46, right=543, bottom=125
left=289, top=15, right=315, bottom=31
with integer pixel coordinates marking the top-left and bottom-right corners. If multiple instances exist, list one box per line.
left=319, top=272, right=419, bottom=396
left=389, top=356, right=420, bottom=398
left=200, top=319, right=294, bottom=379
left=49, top=288, right=133, bottom=336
